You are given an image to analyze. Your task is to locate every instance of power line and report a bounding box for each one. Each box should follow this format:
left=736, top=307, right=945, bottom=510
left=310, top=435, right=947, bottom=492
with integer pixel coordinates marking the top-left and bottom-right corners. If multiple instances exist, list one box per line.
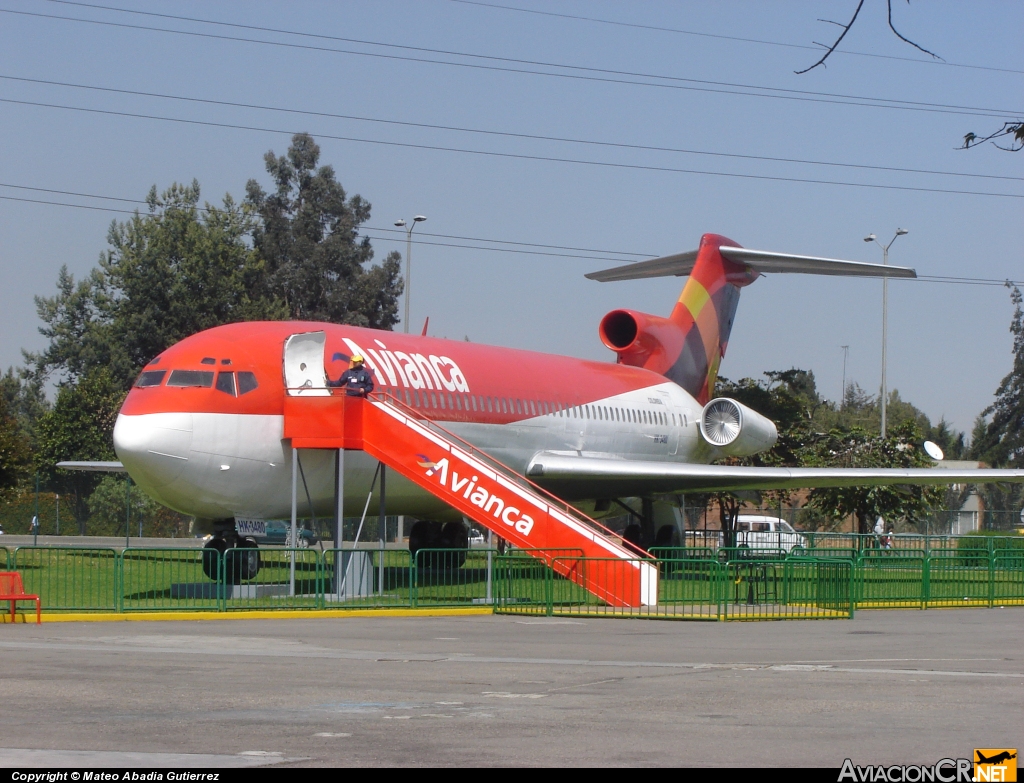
left=3, top=5, right=1019, bottom=121
left=448, top=0, right=1024, bottom=77
left=4, top=97, right=1022, bottom=200
left=2, top=188, right=1021, bottom=287
left=4, top=73, right=1020, bottom=184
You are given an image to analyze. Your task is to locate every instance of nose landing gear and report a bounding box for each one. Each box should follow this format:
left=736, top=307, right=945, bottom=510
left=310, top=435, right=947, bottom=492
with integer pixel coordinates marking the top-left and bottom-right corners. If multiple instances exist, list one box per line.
left=201, top=526, right=261, bottom=584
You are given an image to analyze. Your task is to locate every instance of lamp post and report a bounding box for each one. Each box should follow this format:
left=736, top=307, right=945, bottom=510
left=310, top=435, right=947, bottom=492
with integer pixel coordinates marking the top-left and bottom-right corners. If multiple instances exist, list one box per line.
left=840, top=345, right=849, bottom=410
left=864, top=228, right=908, bottom=438
left=395, top=215, right=427, bottom=334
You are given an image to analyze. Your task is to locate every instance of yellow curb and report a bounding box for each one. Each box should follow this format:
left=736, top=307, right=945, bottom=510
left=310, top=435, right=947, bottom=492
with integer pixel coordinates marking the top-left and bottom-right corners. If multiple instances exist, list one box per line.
left=0, top=607, right=494, bottom=623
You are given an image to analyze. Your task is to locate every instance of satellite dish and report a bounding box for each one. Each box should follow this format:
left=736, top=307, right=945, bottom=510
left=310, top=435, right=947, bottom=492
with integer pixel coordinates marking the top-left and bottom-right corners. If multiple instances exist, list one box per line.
left=923, top=441, right=944, bottom=461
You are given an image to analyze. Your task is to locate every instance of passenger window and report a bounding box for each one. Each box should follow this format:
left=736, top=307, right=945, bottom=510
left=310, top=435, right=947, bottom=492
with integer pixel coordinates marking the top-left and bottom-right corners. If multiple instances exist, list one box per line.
left=238, top=371, right=258, bottom=395
left=167, top=370, right=214, bottom=388
left=215, top=372, right=236, bottom=396
left=135, top=370, right=166, bottom=388
left=454, top=394, right=462, bottom=411
left=430, top=392, right=438, bottom=408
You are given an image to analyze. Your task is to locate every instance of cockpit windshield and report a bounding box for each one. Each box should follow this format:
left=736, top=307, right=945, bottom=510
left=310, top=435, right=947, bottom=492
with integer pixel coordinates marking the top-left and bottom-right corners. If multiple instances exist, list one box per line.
left=135, top=370, right=166, bottom=388
left=167, top=370, right=214, bottom=388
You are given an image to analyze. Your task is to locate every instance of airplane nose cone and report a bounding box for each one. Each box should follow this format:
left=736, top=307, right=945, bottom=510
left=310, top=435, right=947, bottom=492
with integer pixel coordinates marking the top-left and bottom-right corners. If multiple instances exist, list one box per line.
left=114, top=413, right=193, bottom=489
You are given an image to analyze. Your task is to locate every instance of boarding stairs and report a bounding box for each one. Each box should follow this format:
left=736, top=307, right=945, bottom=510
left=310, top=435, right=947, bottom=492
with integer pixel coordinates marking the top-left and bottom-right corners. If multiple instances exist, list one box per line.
left=282, top=391, right=658, bottom=608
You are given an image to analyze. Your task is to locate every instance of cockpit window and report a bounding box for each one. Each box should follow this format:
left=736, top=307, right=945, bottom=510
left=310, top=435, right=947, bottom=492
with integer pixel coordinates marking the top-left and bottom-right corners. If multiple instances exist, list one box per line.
left=237, top=371, right=258, bottom=395
left=215, top=372, right=236, bottom=396
left=167, top=370, right=214, bottom=388
left=200, top=357, right=216, bottom=365
left=135, top=370, right=166, bottom=388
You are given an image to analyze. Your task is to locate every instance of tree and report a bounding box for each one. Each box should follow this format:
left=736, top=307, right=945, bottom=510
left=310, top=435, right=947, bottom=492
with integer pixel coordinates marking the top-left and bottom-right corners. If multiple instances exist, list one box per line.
left=35, top=369, right=125, bottom=532
left=246, top=133, right=403, bottom=328
left=805, top=421, right=945, bottom=533
left=0, top=366, right=49, bottom=447
left=972, top=285, right=1024, bottom=468
left=0, top=395, right=30, bottom=502
left=32, top=182, right=286, bottom=389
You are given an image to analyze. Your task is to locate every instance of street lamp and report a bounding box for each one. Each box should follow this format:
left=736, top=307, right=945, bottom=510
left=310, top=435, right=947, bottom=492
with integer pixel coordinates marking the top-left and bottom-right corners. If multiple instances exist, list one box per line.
left=395, top=215, right=427, bottom=334
left=864, top=228, right=908, bottom=438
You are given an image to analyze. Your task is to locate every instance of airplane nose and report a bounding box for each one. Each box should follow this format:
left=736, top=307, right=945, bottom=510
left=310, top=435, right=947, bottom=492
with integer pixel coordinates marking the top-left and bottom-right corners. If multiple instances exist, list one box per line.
left=113, top=413, right=193, bottom=489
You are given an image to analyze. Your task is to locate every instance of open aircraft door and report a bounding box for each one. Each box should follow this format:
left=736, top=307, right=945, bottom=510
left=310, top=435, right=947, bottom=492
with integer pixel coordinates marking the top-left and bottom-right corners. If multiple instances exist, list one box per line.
left=283, top=331, right=330, bottom=396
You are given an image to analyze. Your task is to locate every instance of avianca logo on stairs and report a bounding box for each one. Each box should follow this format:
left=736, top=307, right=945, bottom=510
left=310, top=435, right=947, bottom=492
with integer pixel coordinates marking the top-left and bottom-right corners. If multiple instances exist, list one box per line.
left=418, top=454, right=535, bottom=536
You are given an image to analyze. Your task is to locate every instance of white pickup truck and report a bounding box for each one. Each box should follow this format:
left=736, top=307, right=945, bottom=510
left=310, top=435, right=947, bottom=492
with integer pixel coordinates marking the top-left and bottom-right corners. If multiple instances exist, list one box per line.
left=732, top=515, right=805, bottom=553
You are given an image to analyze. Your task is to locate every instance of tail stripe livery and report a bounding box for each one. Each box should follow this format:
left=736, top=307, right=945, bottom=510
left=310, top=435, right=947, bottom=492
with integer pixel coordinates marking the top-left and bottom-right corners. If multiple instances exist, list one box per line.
left=667, top=235, right=756, bottom=403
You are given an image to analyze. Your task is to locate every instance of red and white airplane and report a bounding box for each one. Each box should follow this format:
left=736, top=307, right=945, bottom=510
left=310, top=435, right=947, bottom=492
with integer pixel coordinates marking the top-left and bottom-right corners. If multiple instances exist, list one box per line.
left=64, top=233, right=1024, bottom=556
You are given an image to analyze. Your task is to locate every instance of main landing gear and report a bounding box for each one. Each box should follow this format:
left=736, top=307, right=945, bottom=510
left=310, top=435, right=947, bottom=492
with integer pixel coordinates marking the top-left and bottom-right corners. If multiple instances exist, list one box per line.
left=408, top=519, right=469, bottom=569
left=201, top=524, right=261, bottom=584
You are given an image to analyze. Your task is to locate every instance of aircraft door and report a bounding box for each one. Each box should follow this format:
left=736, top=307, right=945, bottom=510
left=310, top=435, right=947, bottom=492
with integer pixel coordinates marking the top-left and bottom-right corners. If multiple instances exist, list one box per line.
left=283, top=331, right=330, bottom=397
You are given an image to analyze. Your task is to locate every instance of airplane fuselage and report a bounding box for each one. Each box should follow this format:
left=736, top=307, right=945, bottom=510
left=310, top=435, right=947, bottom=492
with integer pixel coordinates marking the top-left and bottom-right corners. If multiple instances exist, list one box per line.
left=114, top=321, right=716, bottom=524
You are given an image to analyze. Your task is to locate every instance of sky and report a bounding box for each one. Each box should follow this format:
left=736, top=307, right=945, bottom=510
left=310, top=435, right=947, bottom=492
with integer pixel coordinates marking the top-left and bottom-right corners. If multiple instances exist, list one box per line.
left=0, top=0, right=1021, bottom=435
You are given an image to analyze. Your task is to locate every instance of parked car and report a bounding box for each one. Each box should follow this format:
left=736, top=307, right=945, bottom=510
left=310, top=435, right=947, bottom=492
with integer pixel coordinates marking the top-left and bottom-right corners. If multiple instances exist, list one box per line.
left=733, top=515, right=805, bottom=553
left=257, top=520, right=319, bottom=548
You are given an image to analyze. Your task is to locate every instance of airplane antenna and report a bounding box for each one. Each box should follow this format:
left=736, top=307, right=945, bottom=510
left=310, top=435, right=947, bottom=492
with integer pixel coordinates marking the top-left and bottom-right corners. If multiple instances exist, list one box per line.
left=421, top=317, right=429, bottom=337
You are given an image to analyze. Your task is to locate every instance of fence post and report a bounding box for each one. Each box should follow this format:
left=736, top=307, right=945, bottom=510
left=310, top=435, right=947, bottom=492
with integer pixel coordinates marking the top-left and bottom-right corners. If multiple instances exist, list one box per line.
left=988, top=550, right=995, bottom=609
left=922, top=555, right=930, bottom=610
left=410, top=554, right=417, bottom=609
left=847, top=560, right=855, bottom=619
left=115, top=549, right=123, bottom=613
left=218, top=549, right=226, bottom=612
left=545, top=562, right=553, bottom=617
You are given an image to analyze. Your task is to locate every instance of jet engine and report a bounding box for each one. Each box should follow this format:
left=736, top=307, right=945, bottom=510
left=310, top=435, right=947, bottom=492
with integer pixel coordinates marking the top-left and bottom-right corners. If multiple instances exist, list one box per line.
left=598, top=309, right=684, bottom=371
left=699, top=398, right=778, bottom=456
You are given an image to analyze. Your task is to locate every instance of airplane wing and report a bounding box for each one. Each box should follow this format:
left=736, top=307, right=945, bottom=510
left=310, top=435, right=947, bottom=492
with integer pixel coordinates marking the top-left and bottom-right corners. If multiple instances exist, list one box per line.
left=56, top=461, right=126, bottom=472
left=585, top=246, right=916, bottom=281
left=525, top=452, right=1024, bottom=498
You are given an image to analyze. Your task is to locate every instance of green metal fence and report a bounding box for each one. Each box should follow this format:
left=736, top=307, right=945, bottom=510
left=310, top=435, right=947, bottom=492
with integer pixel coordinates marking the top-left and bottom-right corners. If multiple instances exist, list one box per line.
left=13, top=547, right=118, bottom=611
left=6, top=543, right=1024, bottom=620
left=121, top=547, right=222, bottom=612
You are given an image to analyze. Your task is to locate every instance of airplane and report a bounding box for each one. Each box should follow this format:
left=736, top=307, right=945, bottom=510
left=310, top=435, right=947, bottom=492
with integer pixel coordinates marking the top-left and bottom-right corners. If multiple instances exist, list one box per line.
left=60, top=232, right=1024, bottom=584
left=976, top=751, right=1016, bottom=765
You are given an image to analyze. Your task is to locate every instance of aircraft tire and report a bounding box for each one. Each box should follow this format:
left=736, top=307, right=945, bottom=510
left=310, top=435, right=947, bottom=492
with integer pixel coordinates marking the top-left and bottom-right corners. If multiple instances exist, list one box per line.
left=409, top=520, right=467, bottom=570
left=202, top=537, right=228, bottom=581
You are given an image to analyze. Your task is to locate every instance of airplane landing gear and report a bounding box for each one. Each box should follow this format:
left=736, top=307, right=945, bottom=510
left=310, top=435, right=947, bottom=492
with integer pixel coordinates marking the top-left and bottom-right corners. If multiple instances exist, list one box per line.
left=409, top=520, right=468, bottom=569
left=201, top=525, right=261, bottom=584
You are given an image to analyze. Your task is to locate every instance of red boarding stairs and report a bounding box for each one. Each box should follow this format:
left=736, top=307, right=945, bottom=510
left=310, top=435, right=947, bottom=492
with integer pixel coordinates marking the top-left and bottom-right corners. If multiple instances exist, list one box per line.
left=284, top=392, right=658, bottom=608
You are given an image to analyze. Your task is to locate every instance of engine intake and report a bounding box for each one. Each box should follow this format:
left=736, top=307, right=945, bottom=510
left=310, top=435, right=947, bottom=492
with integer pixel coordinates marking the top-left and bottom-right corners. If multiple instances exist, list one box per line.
left=700, top=398, right=777, bottom=456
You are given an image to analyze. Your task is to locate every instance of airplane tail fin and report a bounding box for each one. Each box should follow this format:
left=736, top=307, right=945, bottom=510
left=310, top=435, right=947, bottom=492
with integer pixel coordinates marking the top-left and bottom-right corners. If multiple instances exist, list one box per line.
left=587, top=233, right=916, bottom=405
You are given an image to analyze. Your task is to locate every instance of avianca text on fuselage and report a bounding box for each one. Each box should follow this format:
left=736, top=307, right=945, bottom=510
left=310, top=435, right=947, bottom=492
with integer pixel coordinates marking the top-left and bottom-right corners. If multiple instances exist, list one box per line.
left=342, top=337, right=470, bottom=393
left=419, top=455, right=534, bottom=536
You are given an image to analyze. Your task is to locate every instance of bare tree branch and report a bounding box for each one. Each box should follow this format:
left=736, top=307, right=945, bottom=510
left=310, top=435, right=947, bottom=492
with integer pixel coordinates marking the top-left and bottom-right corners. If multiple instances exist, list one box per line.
left=797, top=0, right=942, bottom=73
left=887, top=0, right=943, bottom=61
left=795, top=0, right=865, bottom=74
left=961, top=122, right=1024, bottom=152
